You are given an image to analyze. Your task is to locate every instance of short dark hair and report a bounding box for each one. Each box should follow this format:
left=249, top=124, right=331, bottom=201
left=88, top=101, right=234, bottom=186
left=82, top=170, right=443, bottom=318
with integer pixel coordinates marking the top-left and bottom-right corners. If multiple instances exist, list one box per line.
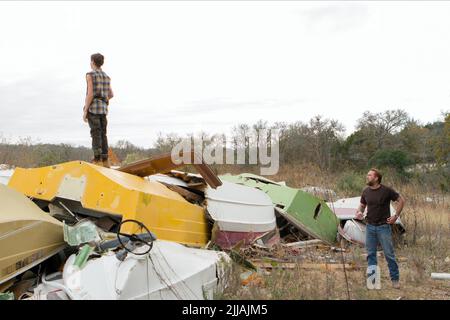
left=91, top=53, right=104, bottom=68
left=369, top=168, right=382, bottom=183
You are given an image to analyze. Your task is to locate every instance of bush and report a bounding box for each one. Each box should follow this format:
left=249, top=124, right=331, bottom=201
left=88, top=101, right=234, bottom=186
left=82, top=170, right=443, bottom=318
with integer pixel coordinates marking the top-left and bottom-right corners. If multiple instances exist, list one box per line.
left=336, top=171, right=365, bottom=196
left=123, top=152, right=147, bottom=165
left=369, top=149, right=413, bottom=173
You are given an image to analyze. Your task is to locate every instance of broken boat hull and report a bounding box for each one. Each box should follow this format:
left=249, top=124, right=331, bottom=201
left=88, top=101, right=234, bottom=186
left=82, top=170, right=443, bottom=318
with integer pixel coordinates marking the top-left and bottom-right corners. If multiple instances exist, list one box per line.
left=220, top=174, right=339, bottom=245
left=29, top=240, right=231, bottom=300
left=8, top=161, right=209, bottom=247
left=0, top=184, right=66, bottom=285
left=205, top=180, right=278, bottom=249
left=328, top=196, right=406, bottom=235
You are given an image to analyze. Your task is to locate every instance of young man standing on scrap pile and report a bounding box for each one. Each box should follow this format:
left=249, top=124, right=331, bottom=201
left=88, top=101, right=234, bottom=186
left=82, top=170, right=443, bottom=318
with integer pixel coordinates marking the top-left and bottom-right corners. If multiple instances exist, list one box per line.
left=83, top=53, right=114, bottom=167
left=356, top=168, right=405, bottom=289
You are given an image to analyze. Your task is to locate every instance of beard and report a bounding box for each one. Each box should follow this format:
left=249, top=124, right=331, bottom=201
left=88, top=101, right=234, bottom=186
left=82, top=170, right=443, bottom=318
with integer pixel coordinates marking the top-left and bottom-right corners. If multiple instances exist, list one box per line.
left=366, top=180, right=375, bottom=186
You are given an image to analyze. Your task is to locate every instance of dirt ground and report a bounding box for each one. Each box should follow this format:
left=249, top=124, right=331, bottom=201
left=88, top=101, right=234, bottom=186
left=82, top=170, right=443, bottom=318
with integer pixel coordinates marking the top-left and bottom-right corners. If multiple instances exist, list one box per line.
left=218, top=241, right=450, bottom=300
left=218, top=200, right=449, bottom=300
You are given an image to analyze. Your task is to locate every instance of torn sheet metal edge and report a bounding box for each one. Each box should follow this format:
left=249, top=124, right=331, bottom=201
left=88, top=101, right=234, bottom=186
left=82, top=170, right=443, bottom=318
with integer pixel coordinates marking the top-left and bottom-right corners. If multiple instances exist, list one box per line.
left=63, top=220, right=101, bottom=246
left=274, top=207, right=334, bottom=246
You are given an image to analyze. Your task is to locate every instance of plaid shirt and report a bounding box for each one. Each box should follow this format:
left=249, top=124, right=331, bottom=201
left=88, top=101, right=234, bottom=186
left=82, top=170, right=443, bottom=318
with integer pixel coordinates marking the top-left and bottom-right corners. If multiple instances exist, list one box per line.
left=87, top=69, right=111, bottom=114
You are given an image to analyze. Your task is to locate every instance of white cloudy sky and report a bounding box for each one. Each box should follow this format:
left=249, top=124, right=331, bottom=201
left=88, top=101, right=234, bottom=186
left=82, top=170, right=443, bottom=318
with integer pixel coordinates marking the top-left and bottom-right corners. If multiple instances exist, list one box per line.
left=0, top=1, right=449, bottom=148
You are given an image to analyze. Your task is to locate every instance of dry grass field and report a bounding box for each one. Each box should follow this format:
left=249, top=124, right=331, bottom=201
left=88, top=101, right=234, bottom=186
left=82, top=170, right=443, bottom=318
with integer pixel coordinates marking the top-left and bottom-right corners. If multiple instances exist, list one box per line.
left=214, top=164, right=449, bottom=300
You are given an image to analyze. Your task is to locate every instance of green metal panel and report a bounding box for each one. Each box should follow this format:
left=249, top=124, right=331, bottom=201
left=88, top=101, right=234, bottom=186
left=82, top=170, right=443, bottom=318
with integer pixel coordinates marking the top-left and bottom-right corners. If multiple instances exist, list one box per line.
left=220, top=174, right=339, bottom=244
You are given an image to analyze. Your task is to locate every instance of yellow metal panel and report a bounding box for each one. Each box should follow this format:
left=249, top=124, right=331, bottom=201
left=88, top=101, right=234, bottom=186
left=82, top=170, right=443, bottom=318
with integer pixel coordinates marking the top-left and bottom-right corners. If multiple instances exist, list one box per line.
left=8, top=161, right=209, bottom=247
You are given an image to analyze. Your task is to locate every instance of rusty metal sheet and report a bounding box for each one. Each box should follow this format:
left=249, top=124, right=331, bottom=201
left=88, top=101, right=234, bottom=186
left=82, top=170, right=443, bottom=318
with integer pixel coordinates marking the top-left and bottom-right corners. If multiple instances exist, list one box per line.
left=118, top=151, right=222, bottom=189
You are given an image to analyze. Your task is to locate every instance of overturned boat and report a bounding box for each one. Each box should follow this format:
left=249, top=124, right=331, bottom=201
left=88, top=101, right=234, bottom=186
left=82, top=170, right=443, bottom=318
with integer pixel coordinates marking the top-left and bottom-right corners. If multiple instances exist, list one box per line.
left=339, top=219, right=366, bottom=246
left=8, top=161, right=211, bottom=247
left=28, top=239, right=231, bottom=300
left=220, top=173, right=340, bottom=245
left=12, top=217, right=231, bottom=300
left=149, top=172, right=279, bottom=249
left=0, top=184, right=66, bottom=285
left=205, top=181, right=278, bottom=249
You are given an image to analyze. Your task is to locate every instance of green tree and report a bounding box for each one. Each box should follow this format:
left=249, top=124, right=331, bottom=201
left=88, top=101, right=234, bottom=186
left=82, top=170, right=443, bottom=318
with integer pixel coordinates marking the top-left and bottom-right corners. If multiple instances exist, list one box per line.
left=344, top=109, right=410, bottom=168
left=433, top=112, right=450, bottom=165
left=369, top=149, right=413, bottom=173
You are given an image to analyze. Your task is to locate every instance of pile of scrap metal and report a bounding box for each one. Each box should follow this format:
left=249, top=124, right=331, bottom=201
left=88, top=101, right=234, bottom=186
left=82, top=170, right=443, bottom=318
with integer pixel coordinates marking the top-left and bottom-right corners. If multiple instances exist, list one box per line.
left=327, top=196, right=406, bottom=246
left=1, top=150, right=372, bottom=300
left=219, top=173, right=340, bottom=246
left=148, top=171, right=342, bottom=248
left=0, top=152, right=232, bottom=300
left=148, top=171, right=280, bottom=249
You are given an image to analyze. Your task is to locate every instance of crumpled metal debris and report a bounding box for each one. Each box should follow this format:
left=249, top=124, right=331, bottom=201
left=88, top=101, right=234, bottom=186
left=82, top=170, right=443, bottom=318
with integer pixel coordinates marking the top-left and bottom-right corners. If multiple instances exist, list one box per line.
left=63, top=220, right=101, bottom=246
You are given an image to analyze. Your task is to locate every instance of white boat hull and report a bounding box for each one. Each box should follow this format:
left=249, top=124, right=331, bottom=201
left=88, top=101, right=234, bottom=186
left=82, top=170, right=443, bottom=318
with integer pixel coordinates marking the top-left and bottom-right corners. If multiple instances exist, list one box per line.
left=328, top=196, right=405, bottom=228
left=0, top=169, right=14, bottom=185
left=30, top=240, right=231, bottom=300
left=0, top=184, right=65, bottom=284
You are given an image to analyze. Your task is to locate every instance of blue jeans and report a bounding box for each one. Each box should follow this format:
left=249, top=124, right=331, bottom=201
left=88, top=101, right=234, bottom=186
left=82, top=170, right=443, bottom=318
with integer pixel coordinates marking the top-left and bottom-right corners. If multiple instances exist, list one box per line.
left=366, top=223, right=399, bottom=281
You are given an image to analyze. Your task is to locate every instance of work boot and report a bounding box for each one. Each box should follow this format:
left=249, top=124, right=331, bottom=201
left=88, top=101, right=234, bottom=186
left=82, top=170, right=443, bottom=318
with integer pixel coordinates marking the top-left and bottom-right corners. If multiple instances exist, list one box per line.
left=392, top=280, right=400, bottom=289
left=91, top=157, right=103, bottom=166
left=102, top=158, right=110, bottom=168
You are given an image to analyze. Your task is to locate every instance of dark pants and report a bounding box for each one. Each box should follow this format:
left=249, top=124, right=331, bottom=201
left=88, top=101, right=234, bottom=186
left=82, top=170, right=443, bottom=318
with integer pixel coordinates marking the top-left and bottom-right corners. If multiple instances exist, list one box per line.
left=87, top=112, right=108, bottom=160
left=366, top=223, right=399, bottom=281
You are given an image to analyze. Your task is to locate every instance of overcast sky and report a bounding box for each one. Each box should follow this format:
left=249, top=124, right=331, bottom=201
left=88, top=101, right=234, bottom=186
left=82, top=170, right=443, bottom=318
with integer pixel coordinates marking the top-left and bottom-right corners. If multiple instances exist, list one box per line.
left=0, top=1, right=449, bottom=148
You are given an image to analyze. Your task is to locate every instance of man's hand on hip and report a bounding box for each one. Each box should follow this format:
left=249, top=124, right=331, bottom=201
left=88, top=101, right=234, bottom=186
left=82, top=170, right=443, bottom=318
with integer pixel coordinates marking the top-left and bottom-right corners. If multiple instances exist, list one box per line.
left=387, top=215, right=399, bottom=224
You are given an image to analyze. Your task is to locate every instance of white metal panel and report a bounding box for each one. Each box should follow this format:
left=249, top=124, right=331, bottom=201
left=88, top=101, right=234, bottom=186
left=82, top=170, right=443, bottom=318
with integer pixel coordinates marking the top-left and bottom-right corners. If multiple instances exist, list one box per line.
left=0, top=169, right=14, bottom=185
left=147, top=174, right=189, bottom=187
left=205, top=181, right=276, bottom=233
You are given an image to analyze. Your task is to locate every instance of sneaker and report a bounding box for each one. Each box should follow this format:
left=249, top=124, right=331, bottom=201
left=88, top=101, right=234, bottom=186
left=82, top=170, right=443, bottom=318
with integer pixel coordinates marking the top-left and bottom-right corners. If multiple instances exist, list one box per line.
left=392, top=280, right=400, bottom=289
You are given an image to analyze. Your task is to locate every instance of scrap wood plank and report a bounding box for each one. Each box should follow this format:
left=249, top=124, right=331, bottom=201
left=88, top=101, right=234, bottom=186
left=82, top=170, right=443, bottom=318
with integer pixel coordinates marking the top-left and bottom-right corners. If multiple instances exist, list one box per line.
left=298, top=263, right=361, bottom=271
left=253, top=261, right=361, bottom=271
left=253, top=262, right=296, bottom=269
left=283, top=239, right=323, bottom=248
left=163, top=184, right=204, bottom=203
left=187, top=182, right=206, bottom=188
left=118, top=151, right=222, bottom=188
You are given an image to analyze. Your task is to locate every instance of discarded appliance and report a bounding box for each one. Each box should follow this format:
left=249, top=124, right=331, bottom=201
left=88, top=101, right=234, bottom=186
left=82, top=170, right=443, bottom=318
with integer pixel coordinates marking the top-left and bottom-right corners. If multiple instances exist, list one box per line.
left=220, top=173, right=340, bottom=245
left=0, top=184, right=66, bottom=285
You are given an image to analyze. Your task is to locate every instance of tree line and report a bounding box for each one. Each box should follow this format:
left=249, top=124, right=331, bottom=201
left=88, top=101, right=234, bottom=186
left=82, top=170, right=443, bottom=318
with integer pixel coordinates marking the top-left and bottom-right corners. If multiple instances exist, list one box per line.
left=1, top=109, right=448, bottom=191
